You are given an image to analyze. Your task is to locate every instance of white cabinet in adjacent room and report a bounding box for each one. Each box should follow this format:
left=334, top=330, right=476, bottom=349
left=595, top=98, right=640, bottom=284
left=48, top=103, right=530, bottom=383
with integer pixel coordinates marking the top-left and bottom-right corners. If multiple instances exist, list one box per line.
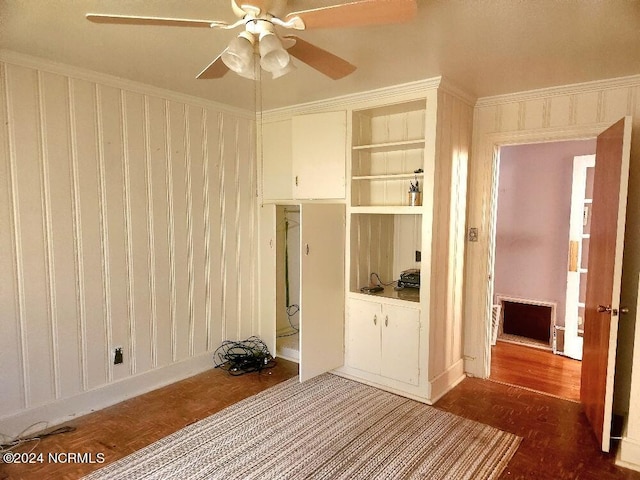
left=347, top=298, right=420, bottom=386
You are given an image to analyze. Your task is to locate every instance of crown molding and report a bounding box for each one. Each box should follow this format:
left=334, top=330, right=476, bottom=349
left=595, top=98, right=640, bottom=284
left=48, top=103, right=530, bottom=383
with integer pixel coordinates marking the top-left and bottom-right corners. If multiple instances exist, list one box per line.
left=438, top=77, right=477, bottom=107
left=0, top=49, right=255, bottom=119
left=261, top=77, right=446, bottom=121
left=476, top=74, right=640, bottom=108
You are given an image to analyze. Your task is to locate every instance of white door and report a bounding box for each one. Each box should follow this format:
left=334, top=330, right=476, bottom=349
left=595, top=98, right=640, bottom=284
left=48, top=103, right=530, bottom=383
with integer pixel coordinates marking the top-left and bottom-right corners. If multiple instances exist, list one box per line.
left=380, top=304, right=420, bottom=386
left=292, top=111, right=347, bottom=199
left=346, top=298, right=382, bottom=375
left=299, top=203, right=346, bottom=381
left=564, top=154, right=595, bottom=360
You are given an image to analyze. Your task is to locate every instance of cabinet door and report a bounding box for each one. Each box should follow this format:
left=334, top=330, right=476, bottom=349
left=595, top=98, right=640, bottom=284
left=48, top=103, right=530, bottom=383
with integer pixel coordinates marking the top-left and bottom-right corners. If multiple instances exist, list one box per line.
left=347, top=298, right=382, bottom=375
left=261, top=119, right=293, bottom=201
left=381, top=304, right=420, bottom=386
left=299, top=204, right=345, bottom=381
left=292, top=111, right=346, bottom=199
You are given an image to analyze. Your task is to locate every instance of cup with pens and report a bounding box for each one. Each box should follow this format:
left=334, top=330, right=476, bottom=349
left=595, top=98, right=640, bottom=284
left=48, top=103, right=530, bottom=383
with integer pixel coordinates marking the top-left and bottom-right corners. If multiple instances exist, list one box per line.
left=409, top=171, right=422, bottom=206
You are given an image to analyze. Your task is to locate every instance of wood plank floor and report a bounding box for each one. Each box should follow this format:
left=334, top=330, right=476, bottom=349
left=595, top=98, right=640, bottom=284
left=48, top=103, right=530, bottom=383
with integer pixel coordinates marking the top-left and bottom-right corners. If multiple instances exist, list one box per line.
left=490, top=340, right=582, bottom=401
left=2, top=358, right=639, bottom=480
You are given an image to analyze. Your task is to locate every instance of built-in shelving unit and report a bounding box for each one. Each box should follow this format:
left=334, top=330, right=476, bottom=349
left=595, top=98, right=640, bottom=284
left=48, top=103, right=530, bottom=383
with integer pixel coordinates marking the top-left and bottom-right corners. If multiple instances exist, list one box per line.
left=351, top=100, right=427, bottom=208
left=340, top=83, right=474, bottom=405
left=348, top=99, right=426, bottom=304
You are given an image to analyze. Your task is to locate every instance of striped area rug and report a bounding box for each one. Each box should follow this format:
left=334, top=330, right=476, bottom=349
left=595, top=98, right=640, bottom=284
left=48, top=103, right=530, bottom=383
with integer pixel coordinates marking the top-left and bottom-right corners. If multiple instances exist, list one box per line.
left=83, top=374, right=520, bottom=480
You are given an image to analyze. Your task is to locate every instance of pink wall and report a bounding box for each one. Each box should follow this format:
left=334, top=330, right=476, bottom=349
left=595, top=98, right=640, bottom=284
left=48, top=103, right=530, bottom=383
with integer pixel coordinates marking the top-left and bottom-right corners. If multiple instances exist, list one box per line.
left=494, top=140, right=596, bottom=327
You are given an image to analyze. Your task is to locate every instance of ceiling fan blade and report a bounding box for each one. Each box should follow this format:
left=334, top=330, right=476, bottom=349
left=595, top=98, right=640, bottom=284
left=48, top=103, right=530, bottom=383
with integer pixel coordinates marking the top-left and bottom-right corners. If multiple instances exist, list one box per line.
left=196, top=54, right=230, bottom=79
left=284, top=0, right=417, bottom=30
left=285, top=36, right=356, bottom=80
left=86, top=13, right=228, bottom=28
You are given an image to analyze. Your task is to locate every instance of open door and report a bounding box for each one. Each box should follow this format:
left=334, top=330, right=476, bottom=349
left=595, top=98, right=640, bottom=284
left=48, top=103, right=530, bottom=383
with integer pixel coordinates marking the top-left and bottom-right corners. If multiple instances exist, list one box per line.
left=299, top=203, right=345, bottom=381
left=581, top=117, right=632, bottom=452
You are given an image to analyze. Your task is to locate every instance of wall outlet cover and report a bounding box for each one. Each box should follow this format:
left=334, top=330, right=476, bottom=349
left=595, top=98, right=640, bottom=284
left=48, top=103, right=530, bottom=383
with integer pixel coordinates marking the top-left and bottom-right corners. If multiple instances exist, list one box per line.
left=114, top=347, right=124, bottom=365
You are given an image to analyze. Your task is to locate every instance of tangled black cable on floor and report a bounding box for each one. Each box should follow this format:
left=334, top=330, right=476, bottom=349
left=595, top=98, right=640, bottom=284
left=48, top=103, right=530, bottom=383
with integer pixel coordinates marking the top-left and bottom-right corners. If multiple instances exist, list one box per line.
left=213, top=336, right=276, bottom=375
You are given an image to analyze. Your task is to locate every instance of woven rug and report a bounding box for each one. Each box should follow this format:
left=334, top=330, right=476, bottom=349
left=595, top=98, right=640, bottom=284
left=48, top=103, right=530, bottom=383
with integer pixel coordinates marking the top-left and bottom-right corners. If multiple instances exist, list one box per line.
left=83, top=374, right=520, bottom=480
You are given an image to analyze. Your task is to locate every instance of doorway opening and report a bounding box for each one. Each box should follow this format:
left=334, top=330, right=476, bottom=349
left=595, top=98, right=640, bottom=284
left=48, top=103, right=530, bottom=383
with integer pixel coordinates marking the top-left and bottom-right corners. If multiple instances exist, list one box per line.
left=488, top=139, right=596, bottom=401
left=275, top=205, right=301, bottom=363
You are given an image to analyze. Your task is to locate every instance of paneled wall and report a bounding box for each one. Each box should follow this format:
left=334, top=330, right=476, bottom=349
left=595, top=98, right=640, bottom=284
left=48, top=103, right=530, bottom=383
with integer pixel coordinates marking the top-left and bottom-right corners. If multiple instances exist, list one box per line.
left=428, top=88, right=473, bottom=383
left=0, top=56, right=257, bottom=430
left=464, top=76, right=640, bottom=412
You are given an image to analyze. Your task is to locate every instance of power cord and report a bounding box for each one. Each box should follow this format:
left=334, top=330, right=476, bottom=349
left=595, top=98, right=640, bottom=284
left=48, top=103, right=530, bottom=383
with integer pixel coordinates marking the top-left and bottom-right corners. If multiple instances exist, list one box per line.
left=277, top=211, right=300, bottom=338
left=370, top=272, right=397, bottom=287
left=1, top=422, right=76, bottom=453
left=277, top=304, right=300, bottom=338
left=213, top=336, right=276, bottom=375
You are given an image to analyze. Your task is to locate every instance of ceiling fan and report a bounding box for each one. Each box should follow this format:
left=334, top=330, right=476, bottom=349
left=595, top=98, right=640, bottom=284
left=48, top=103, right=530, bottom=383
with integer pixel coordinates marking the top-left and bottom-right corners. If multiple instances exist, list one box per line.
left=86, top=0, right=417, bottom=80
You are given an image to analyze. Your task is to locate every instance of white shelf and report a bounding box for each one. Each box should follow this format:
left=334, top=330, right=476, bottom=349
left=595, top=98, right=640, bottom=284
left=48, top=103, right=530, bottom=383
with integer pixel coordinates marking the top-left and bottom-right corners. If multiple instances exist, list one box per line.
left=353, top=139, right=425, bottom=152
left=350, top=206, right=422, bottom=214
left=352, top=172, right=425, bottom=181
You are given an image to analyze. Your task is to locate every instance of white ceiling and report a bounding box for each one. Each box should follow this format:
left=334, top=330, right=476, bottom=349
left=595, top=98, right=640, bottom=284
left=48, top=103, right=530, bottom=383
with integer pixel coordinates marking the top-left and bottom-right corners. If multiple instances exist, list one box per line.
left=2, top=0, right=640, bottom=112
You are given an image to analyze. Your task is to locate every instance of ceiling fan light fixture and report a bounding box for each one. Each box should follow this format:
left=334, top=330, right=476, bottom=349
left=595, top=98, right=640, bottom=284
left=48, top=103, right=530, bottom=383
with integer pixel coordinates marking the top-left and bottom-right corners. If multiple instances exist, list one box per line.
left=271, top=58, right=296, bottom=79
left=237, top=54, right=259, bottom=80
left=258, top=32, right=290, bottom=73
left=221, top=32, right=255, bottom=73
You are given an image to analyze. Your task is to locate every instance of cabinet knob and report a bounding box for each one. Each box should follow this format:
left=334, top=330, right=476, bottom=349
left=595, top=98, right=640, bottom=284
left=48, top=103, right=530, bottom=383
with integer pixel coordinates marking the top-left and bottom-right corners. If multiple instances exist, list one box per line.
left=385, top=315, right=388, bottom=327
left=373, top=314, right=377, bottom=326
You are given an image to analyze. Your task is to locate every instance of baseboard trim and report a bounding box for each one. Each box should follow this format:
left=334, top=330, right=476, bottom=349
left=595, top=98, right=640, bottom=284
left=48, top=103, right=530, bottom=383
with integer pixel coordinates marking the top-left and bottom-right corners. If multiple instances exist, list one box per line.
left=429, top=359, right=466, bottom=404
left=617, top=435, right=640, bottom=473
left=0, top=352, right=215, bottom=437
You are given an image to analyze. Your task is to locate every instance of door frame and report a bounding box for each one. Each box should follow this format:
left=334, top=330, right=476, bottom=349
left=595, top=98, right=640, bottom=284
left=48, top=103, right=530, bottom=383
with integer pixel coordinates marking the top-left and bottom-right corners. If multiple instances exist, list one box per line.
left=475, top=124, right=609, bottom=379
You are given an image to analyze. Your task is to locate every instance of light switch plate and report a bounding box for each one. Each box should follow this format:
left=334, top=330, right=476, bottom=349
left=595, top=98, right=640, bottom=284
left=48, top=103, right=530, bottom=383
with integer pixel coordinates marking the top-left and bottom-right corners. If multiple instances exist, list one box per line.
left=468, top=227, right=479, bottom=242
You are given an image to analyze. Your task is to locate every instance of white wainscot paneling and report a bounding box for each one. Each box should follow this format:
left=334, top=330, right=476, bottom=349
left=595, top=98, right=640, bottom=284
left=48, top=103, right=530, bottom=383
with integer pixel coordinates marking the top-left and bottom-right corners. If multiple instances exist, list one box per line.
left=0, top=54, right=258, bottom=432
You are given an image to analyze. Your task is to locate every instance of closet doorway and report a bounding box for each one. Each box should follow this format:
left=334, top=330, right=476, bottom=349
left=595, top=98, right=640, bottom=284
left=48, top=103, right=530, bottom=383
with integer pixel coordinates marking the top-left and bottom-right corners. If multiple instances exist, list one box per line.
left=275, top=206, right=301, bottom=363
left=260, top=203, right=345, bottom=381
left=489, top=139, right=595, bottom=401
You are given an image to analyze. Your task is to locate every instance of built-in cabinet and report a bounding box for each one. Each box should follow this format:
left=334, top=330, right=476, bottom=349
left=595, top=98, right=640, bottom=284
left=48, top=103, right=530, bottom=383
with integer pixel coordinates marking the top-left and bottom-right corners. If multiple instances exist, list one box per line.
left=340, top=84, right=474, bottom=404
left=259, top=79, right=474, bottom=403
left=261, top=111, right=347, bottom=201
left=292, top=111, right=347, bottom=199
left=347, top=298, right=420, bottom=386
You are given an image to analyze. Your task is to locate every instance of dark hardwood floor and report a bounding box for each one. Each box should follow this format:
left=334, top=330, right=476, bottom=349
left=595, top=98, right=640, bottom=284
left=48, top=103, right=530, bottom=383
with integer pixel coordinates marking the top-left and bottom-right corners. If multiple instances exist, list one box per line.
left=490, top=340, right=582, bottom=401
left=2, top=357, right=638, bottom=480
left=0, top=360, right=299, bottom=480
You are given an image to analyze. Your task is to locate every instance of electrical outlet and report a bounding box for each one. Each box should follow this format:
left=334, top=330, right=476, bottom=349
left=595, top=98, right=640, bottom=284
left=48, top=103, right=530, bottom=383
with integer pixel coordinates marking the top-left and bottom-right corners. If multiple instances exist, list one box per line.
left=114, top=347, right=123, bottom=365
left=415, top=250, right=421, bottom=262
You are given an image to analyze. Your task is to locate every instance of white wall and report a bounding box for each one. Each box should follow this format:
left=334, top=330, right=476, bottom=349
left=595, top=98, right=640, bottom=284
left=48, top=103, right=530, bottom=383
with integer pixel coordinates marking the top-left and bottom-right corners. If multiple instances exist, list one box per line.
left=0, top=53, right=257, bottom=434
